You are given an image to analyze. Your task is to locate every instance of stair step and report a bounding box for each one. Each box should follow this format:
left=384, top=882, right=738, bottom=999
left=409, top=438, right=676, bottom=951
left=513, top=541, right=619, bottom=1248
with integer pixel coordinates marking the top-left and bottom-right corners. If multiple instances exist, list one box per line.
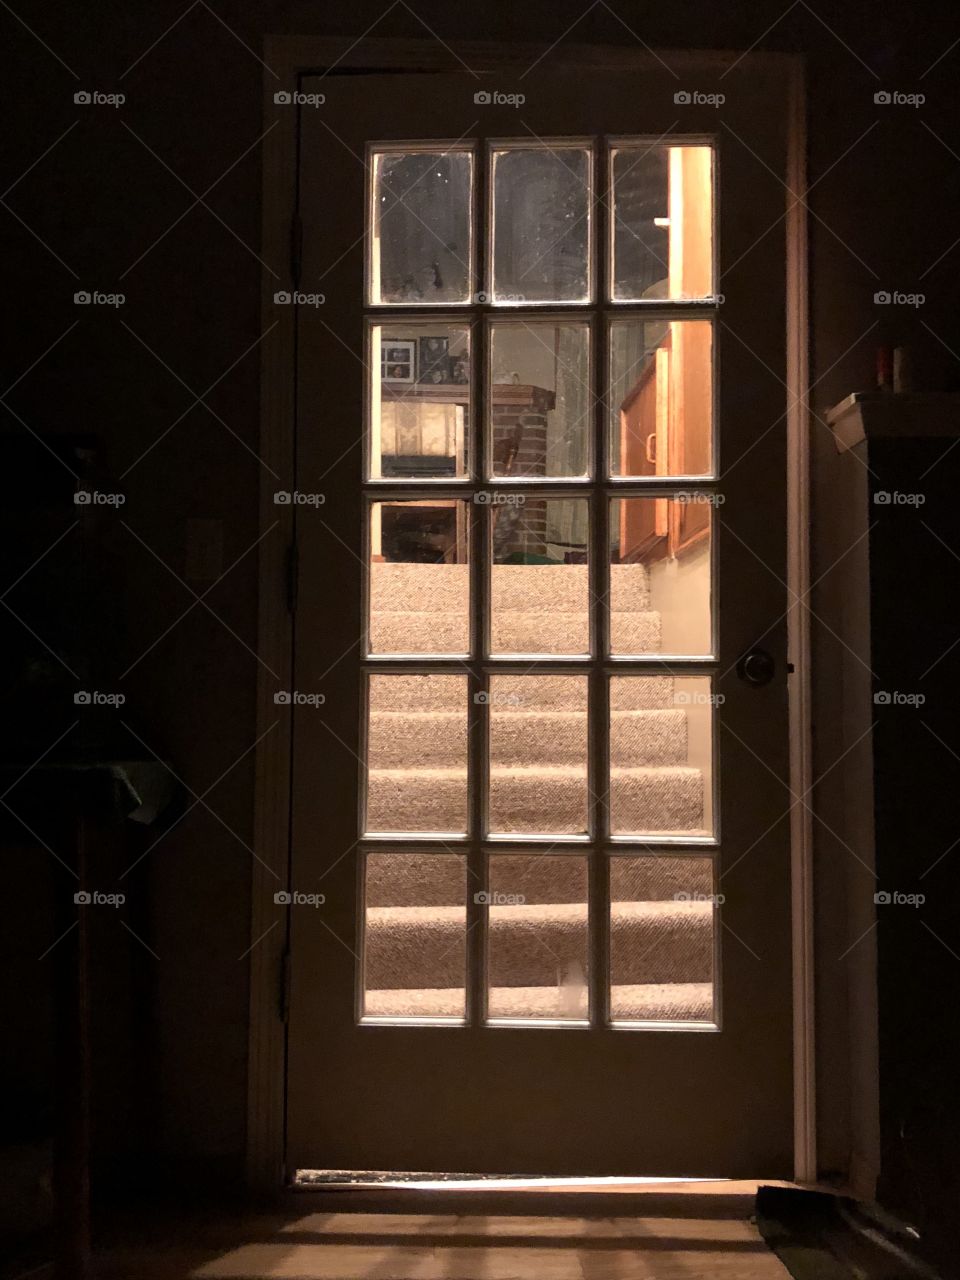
left=364, top=901, right=713, bottom=990
left=368, top=673, right=677, bottom=712
left=366, top=766, right=704, bottom=835
left=369, top=610, right=661, bottom=654
left=364, top=983, right=712, bottom=1021
left=366, top=850, right=712, bottom=908
left=368, top=709, right=687, bottom=768
left=371, top=562, right=651, bottom=614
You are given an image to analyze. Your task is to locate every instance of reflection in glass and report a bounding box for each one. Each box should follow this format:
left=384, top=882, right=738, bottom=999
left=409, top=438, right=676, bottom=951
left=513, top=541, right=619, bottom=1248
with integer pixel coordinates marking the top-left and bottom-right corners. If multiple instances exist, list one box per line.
left=609, top=676, right=714, bottom=837
left=362, top=851, right=466, bottom=1019
left=488, top=675, right=588, bottom=836
left=370, top=149, right=473, bottom=305
left=368, top=500, right=470, bottom=655
left=366, top=675, right=468, bottom=834
left=610, top=497, right=712, bottom=656
left=490, top=498, right=589, bottom=654
left=369, top=323, right=470, bottom=479
left=486, top=855, right=589, bottom=1021
left=489, top=322, right=590, bottom=478
left=609, top=855, right=715, bottom=1023
left=609, top=318, right=713, bottom=478
left=611, top=144, right=714, bottom=302
left=491, top=146, right=592, bottom=303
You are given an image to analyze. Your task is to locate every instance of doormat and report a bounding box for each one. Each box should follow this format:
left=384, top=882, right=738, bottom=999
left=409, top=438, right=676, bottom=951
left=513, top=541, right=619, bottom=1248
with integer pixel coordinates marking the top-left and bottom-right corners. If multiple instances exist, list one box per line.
left=755, top=1186, right=948, bottom=1280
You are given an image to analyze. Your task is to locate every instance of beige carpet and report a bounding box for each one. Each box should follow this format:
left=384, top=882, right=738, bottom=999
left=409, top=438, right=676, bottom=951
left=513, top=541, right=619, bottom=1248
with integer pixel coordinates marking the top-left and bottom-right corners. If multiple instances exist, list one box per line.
left=364, top=560, right=711, bottom=1022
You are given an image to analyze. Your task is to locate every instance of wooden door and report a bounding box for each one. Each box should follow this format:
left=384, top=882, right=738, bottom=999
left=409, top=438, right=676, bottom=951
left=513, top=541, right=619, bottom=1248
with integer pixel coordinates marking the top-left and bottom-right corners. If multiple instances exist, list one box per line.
left=285, top=63, right=796, bottom=1179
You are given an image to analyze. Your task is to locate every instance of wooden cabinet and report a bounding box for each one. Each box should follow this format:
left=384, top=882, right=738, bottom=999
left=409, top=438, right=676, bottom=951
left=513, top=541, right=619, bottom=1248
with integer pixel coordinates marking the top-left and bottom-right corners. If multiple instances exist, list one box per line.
left=618, top=320, right=712, bottom=564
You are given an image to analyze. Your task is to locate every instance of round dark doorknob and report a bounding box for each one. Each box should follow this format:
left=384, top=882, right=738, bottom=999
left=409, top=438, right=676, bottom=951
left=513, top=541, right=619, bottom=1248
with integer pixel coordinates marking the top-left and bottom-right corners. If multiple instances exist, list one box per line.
left=737, top=648, right=776, bottom=687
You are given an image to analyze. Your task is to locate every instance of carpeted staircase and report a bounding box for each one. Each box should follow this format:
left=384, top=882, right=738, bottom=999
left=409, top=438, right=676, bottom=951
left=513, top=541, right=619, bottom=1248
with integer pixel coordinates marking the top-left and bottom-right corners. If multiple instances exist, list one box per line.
left=365, top=561, right=712, bottom=1022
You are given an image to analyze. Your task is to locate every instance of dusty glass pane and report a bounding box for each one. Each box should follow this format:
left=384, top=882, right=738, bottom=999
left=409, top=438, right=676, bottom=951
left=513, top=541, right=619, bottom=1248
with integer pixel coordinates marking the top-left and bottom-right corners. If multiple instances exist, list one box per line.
left=609, top=318, right=713, bottom=477
left=489, top=322, right=590, bottom=478
left=491, top=146, right=591, bottom=303
left=609, top=855, right=716, bottom=1023
left=609, top=497, right=712, bottom=656
left=486, top=855, right=589, bottom=1021
left=366, top=674, right=468, bottom=834
left=611, top=144, right=714, bottom=302
left=370, top=149, right=473, bottom=305
left=363, top=851, right=466, bottom=1019
left=368, top=500, right=470, bottom=655
left=369, top=323, right=471, bottom=479
left=488, top=675, right=588, bottom=836
left=490, top=498, right=589, bottom=654
left=609, top=676, right=715, bottom=838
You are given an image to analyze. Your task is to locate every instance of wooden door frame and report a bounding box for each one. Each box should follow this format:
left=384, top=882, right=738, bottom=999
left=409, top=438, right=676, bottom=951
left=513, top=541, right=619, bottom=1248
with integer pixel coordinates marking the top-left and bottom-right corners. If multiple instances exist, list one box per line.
left=248, top=36, right=816, bottom=1197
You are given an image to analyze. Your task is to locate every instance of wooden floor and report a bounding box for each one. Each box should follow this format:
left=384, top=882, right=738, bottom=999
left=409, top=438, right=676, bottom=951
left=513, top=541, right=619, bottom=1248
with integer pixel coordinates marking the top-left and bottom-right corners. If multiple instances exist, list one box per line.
left=93, top=1187, right=793, bottom=1279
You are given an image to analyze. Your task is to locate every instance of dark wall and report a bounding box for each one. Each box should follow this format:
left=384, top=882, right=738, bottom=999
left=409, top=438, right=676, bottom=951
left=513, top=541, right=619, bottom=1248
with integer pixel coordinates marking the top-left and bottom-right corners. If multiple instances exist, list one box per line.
left=2, top=0, right=959, bottom=1236
left=867, top=438, right=960, bottom=1266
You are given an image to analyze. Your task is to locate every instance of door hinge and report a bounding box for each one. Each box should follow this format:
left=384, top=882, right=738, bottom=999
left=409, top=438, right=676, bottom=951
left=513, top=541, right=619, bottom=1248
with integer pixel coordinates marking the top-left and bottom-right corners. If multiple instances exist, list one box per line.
left=286, top=543, right=299, bottom=613
left=290, top=213, right=303, bottom=289
left=279, top=949, right=291, bottom=1023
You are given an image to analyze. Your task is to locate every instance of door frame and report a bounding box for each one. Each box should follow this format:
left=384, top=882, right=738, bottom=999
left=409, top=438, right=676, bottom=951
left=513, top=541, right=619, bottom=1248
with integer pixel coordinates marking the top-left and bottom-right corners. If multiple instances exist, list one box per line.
left=248, top=36, right=814, bottom=1196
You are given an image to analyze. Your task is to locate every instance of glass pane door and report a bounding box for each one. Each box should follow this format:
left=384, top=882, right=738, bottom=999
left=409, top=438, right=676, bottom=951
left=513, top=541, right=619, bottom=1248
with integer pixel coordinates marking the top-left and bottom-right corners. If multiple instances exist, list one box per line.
left=288, top=67, right=795, bottom=1179
left=360, top=135, right=721, bottom=1030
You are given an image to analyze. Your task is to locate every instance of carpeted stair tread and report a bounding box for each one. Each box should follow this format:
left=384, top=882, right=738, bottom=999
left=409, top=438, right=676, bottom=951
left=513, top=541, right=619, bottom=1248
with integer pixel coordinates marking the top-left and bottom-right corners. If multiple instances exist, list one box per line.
left=370, top=562, right=652, bottom=613
left=492, top=611, right=658, bottom=654
left=366, top=900, right=712, bottom=925
left=370, top=609, right=661, bottom=654
left=367, top=766, right=705, bottom=834
left=368, top=764, right=702, bottom=779
left=369, top=673, right=677, bottom=711
left=364, top=900, right=712, bottom=989
left=364, top=983, right=713, bottom=1021
left=368, top=708, right=687, bottom=767
left=365, top=850, right=713, bottom=907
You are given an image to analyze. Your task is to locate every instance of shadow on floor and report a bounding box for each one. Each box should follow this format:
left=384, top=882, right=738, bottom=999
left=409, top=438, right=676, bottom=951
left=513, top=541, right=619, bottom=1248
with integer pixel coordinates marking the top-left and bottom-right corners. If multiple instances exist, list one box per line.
left=92, top=1193, right=791, bottom=1279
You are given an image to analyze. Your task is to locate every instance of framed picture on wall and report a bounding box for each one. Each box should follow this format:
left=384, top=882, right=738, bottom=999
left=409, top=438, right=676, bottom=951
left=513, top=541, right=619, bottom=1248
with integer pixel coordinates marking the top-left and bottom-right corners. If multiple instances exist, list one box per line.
left=447, top=353, right=469, bottom=384
left=381, top=339, right=416, bottom=382
left=418, top=335, right=449, bottom=383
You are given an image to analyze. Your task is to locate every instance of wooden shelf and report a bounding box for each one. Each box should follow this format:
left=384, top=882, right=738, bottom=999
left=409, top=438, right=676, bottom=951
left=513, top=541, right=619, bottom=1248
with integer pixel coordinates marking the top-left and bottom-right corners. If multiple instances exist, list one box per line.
left=381, top=383, right=556, bottom=412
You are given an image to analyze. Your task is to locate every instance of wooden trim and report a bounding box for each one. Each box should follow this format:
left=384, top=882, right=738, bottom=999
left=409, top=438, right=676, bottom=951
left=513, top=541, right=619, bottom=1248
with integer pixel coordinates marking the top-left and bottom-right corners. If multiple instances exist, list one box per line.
left=826, top=391, right=960, bottom=453
left=785, top=57, right=817, bottom=1187
left=246, top=48, right=298, bottom=1200
left=264, top=35, right=799, bottom=77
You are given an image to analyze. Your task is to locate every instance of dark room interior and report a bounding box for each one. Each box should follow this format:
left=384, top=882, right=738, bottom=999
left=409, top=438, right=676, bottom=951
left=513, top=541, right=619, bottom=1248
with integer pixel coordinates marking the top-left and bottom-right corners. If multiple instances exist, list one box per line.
left=2, top=2, right=960, bottom=1277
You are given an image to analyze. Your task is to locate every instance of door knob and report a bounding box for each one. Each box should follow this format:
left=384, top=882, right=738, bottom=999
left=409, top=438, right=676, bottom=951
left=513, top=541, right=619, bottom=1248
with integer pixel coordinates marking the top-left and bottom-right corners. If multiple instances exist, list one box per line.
left=736, top=647, right=776, bottom=687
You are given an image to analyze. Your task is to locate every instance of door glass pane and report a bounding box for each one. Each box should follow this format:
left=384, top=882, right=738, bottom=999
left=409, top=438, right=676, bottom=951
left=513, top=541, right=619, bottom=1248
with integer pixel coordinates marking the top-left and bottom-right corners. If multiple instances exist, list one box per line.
left=366, top=675, right=468, bottom=833
left=609, top=676, right=715, bottom=838
left=610, top=143, right=714, bottom=302
left=491, top=145, right=592, bottom=303
left=369, top=148, right=473, bottom=305
left=369, top=323, right=471, bottom=479
left=363, top=851, right=466, bottom=1020
left=610, top=497, right=713, bottom=656
left=359, top=133, right=725, bottom=1035
left=489, top=321, right=590, bottom=478
left=488, top=675, right=588, bottom=835
left=609, top=855, right=716, bottom=1024
left=486, top=854, right=588, bottom=1021
left=609, top=318, right=713, bottom=477
left=368, top=500, right=470, bottom=655
left=490, top=499, right=589, bottom=654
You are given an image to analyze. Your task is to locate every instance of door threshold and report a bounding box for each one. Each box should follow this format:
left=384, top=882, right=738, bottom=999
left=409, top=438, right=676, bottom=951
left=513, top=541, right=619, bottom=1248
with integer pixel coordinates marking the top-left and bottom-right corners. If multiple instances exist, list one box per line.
left=293, top=1170, right=808, bottom=1194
